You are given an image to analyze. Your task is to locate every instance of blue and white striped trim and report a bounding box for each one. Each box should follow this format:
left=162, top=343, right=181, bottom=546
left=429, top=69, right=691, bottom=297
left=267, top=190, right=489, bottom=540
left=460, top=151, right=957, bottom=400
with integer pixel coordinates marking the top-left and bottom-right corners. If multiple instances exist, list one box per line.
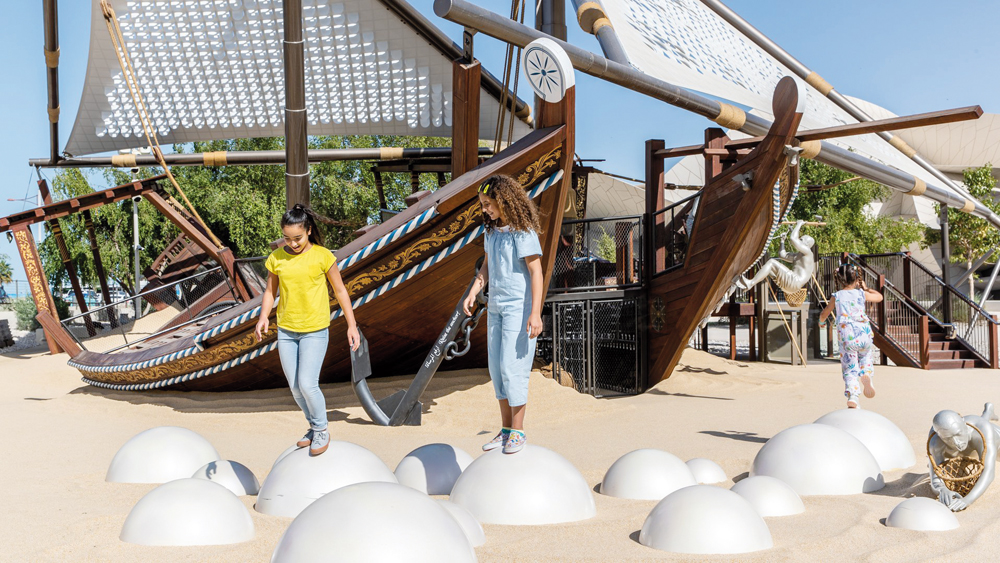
left=69, top=345, right=200, bottom=374
left=78, top=170, right=563, bottom=391
left=193, top=304, right=266, bottom=345
left=339, top=206, right=438, bottom=272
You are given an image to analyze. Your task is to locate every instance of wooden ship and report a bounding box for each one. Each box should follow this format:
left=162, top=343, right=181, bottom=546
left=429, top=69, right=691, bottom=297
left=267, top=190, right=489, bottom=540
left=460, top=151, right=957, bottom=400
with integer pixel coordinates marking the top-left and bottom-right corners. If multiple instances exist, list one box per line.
left=5, top=0, right=992, bottom=396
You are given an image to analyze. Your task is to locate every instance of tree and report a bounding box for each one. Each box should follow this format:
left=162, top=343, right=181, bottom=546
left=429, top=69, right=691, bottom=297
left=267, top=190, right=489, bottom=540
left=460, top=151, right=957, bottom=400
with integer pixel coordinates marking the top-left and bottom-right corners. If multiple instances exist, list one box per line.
left=0, top=254, right=12, bottom=285
left=774, top=159, right=925, bottom=256
left=932, top=164, right=999, bottom=297
left=37, top=134, right=455, bottom=290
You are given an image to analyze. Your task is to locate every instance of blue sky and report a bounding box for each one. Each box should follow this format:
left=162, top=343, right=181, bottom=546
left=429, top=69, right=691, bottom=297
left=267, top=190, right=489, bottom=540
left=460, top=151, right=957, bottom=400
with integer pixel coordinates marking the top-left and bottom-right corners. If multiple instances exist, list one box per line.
left=0, top=0, right=997, bottom=283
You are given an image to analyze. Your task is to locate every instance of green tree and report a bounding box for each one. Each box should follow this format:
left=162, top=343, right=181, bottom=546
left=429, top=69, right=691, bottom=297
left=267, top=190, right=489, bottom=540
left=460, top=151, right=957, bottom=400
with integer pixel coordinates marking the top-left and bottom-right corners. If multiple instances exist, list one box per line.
left=38, top=134, right=454, bottom=289
left=0, top=253, right=12, bottom=285
left=931, top=164, right=999, bottom=297
left=774, top=159, right=925, bottom=256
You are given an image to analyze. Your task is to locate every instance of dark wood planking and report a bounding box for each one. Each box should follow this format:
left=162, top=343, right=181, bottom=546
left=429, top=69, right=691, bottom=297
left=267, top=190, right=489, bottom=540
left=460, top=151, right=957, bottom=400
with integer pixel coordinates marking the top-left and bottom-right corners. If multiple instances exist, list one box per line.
left=647, top=77, right=804, bottom=385
left=451, top=59, right=481, bottom=179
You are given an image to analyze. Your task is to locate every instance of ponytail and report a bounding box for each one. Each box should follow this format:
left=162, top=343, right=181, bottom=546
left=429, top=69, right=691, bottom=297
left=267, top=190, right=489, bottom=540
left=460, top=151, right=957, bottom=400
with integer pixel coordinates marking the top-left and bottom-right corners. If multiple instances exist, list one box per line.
left=282, top=203, right=324, bottom=246
left=835, top=263, right=859, bottom=289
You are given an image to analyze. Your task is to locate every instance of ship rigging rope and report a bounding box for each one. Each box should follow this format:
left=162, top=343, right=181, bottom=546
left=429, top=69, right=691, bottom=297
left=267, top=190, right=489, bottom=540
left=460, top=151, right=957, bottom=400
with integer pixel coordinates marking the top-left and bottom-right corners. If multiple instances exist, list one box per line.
left=99, top=0, right=223, bottom=248
left=493, top=0, right=525, bottom=154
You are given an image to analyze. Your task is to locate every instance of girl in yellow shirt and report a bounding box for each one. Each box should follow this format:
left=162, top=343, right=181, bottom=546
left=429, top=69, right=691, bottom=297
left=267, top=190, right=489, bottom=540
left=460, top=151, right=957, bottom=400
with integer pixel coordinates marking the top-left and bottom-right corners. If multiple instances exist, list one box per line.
left=254, top=204, right=360, bottom=456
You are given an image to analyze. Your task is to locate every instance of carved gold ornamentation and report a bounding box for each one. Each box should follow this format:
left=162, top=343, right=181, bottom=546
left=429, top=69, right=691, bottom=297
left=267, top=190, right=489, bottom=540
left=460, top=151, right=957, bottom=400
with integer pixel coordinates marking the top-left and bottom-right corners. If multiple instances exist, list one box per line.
left=13, top=229, right=51, bottom=313
left=346, top=204, right=482, bottom=295
left=77, top=325, right=279, bottom=383
left=517, top=147, right=561, bottom=187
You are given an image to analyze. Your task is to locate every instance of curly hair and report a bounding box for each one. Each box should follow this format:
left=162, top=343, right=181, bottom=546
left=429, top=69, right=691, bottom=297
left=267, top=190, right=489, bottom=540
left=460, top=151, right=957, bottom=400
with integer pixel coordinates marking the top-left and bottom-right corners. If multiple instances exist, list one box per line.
left=479, top=174, right=541, bottom=234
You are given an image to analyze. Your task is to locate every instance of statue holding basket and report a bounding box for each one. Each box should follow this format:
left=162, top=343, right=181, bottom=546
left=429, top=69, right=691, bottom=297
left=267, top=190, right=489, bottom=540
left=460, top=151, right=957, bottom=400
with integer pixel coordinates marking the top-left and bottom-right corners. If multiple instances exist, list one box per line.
left=927, top=404, right=1000, bottom=512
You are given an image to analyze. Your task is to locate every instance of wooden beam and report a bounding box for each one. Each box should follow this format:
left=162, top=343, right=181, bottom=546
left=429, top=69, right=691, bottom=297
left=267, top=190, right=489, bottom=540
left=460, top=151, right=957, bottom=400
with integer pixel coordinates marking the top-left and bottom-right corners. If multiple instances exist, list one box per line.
left=144, top=191, right=223, bottom=265
left=0, top=175, right=165, bottom=233
left=35, top=310, right=81, bottom=357
left=534, top=87, right=575, bottom=293
left=451, top=59, right=481, bottom=179
left=726, top=105, right=985, bottom=150
left=38, top=179, right=93, bottom=335
left=83, top=210, right=114, bottom=316
left=11, top=225, right=61, bottom=354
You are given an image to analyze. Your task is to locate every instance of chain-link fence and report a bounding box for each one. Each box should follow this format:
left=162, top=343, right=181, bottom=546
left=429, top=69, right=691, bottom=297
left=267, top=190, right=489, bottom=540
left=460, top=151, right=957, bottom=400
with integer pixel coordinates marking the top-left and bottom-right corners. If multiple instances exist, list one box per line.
left=61, top=266, right=240, bottom=353
left=550, top=216, right=643, bottom=292
left=235, top=256, right=269, bottom=297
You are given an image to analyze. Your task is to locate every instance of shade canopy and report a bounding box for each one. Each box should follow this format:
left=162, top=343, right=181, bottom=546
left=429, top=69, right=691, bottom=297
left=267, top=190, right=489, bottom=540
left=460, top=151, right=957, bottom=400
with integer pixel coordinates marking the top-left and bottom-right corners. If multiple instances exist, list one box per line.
left=67, top=0, right=530, bottom=156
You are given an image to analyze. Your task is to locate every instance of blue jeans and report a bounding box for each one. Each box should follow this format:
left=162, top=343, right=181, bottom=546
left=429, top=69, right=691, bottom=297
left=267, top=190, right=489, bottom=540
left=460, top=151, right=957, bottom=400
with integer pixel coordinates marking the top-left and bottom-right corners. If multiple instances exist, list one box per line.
left=277, top=327, right=330, bottom=431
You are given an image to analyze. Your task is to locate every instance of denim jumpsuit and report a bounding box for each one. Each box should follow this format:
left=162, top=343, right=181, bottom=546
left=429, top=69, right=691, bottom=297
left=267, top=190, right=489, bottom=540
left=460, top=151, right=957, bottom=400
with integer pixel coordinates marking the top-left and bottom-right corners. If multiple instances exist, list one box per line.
left=834, top=288, right=874, bottom=401
left=484, top=226, right=542, bottom=407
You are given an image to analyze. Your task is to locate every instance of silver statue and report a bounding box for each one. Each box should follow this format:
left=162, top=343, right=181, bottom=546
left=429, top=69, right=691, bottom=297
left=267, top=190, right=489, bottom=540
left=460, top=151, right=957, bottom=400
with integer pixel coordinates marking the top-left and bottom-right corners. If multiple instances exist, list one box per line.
left=736, top=220, right=815, bottom=293
left=928, top=403, right=1000, bottom=511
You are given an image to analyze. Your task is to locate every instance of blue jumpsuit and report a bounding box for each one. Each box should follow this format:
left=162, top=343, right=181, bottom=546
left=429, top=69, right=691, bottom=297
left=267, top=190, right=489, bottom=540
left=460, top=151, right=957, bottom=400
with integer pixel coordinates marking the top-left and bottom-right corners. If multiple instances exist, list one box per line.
left=484, top=226, right=542, bottom=407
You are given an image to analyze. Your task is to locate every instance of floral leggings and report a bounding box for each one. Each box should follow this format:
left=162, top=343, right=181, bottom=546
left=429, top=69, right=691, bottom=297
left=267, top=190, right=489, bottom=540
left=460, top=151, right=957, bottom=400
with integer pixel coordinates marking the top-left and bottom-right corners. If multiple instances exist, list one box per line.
left=839, top=320, right=874, bottom=400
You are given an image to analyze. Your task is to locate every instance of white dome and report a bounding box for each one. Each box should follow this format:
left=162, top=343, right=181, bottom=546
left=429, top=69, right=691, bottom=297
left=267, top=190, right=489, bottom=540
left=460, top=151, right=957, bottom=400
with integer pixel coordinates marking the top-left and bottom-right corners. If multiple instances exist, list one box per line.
left=257, top=441, right=397, bottom=517
left=107, top=426, right=221, bottom=484
left=271, top=482, right=476, bottom=563
left=192, top=460, right=260, bottom=496
left=814, top=409, right=916, bottom=471
left=686, top=458, right=727, bottom=484
left=120, top=478, right=254, bottom=546
left=394, top=443, right=474, bottom=495
left=886, top=497, right=959, bottom=531
left=438, top=500, right=486, bottom=547
left=730, top=476, right=805, bottom=517
left=639, top=485, right=773, bottom=554
left=270, top=445, right=299, bottom=472
left=451, top=445, right=596, bottom=525
left=600, top=449, right=696, bottom=500
left=751, top=424, right=884, bottom=495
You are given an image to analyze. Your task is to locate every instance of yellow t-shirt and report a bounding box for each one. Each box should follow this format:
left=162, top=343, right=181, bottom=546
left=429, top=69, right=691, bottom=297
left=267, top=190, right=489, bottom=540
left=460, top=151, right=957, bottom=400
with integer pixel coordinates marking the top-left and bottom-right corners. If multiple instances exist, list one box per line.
left=265, top=245, right=337, bottom=333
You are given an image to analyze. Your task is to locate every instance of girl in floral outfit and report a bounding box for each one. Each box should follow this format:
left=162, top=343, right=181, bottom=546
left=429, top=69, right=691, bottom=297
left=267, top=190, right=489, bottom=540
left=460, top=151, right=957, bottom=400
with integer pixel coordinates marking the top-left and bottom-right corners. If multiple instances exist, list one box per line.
left=819, top=263, right=883, bottom=408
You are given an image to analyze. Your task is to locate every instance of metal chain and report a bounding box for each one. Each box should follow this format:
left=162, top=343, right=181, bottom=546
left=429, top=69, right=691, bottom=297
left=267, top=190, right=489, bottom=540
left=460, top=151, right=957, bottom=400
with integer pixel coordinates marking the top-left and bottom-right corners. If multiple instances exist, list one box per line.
left=445, top=302, right=487, bottom=360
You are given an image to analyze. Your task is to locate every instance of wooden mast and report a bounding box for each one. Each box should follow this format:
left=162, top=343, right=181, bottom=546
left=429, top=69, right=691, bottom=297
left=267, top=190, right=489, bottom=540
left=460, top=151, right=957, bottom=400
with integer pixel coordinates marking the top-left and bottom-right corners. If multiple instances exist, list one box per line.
left=283, top=0, right=309, bottom=208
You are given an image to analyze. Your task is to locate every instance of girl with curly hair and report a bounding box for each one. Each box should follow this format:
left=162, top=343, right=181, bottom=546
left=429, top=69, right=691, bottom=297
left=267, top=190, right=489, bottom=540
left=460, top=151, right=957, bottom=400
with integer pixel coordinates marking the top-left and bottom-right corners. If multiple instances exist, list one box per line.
left=463, top=174, right=543, bottom=453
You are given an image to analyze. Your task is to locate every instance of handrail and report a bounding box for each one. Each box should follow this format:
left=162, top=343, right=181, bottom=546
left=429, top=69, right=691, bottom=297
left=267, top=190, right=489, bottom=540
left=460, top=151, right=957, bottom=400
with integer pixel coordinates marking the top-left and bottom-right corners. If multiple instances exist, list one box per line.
left=560, top=214, right=643, bottom=226
left=653, top=192, right=701, bottom=216
left=60, top=266, right=225, bottom=325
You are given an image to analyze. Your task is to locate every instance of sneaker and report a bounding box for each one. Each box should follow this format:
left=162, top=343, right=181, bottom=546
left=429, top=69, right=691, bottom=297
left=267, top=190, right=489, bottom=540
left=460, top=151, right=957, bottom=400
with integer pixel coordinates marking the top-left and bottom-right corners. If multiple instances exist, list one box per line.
left=860, top=375, right=876, bottom=399
left=310, top=428, right=330, bottom=456
left=847, top=396, right=860, bottom=409
left=296, top=429, right=314, bottom=448
left=483, top=428, right=510, bottom=452
left=503, top=430, right=526, bottom=454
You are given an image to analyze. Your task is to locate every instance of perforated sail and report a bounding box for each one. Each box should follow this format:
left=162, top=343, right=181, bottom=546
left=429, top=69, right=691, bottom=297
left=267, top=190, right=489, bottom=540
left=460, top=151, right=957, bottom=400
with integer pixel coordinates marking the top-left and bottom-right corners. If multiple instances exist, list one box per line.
left=599, top=0, right=964, bottom=209
left=66, top=0, right=530, bottom=156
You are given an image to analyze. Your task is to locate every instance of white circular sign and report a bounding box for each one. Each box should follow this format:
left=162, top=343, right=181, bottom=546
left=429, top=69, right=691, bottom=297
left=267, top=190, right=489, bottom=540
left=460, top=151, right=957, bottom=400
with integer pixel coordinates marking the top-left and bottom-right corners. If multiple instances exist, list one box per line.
left=522, top=38, right=575, bottom=103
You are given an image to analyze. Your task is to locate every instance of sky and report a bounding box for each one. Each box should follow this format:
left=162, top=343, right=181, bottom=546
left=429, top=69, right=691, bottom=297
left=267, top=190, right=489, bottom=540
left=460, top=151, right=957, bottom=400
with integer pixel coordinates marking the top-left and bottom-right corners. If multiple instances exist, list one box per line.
left=0, top=0, right=997, bottom=285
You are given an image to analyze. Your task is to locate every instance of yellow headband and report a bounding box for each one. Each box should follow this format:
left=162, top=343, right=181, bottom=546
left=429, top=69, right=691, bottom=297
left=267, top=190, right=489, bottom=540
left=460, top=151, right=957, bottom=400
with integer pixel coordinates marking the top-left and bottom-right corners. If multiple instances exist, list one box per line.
left=478, top=180, right=493, bottom=195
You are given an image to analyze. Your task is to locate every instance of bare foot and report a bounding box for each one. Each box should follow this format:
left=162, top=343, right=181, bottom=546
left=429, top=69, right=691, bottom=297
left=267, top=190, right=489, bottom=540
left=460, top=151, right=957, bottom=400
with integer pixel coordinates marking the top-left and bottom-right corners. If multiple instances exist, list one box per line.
left=860, top=375, right=876, bottom=399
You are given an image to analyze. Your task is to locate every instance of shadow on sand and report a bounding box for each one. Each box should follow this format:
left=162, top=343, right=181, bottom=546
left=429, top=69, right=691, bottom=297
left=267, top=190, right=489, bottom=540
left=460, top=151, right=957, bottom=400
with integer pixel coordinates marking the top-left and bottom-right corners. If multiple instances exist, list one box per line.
left=698, top=430, right=769, bottom=443
left=645, top=388, right=734, bottom=401
left=70, top=370, right=491, bottom=424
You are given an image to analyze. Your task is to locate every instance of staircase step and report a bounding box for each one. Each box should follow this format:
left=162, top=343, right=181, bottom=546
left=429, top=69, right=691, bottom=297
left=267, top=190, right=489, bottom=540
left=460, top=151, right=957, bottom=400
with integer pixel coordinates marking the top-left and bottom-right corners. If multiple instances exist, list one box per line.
left=926, top=340, right=967, bottom=351
left=927, top=358, right=980, bottom=369
left=928, top=350, right=976, bottom=361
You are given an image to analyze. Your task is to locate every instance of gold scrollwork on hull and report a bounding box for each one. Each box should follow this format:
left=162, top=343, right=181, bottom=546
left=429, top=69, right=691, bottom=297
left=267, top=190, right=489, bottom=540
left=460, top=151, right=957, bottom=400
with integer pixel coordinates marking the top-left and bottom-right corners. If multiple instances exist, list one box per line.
left=346, top=203, right=482, bottom=295
left=651, top=297, right=665, bottom=332
left=517, top=147, right=561, bottom=187
left=78, top=325, right=279, bottom=384
left=13, top=230, right=51, bottom=313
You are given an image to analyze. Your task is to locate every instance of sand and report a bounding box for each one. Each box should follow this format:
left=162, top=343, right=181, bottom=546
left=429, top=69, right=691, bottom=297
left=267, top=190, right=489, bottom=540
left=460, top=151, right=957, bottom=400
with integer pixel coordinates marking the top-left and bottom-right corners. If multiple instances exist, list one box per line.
left=3, top=345, right=1000, bottom=562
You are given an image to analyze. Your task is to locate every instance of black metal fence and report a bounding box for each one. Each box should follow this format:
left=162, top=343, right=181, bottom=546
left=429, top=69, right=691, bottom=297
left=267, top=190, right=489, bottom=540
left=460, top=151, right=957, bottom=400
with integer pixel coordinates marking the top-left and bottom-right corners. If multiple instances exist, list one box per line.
left=552, top=294, right=645, bottom=396
left=652, top=192, right=700, bottom=275
left=61, top=266, right=240, bottom=353
left=550, top=216, right=643, bottom=292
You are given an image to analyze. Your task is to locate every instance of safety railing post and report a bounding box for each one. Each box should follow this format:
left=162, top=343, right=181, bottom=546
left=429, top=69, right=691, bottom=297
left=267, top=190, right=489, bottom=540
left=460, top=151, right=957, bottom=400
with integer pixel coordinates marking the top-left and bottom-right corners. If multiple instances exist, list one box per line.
left=990, top=315, right=999, bottom=369
left=919, top=315, right=930, bottom=369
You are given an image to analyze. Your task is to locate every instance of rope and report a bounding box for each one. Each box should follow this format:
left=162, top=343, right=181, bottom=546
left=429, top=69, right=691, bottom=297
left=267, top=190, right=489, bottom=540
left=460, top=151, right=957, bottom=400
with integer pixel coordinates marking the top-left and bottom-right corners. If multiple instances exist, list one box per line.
left=99, top=0, right=223, bottom=248
left=767, top=282, right=807, bottom=366
left=493, top=0, right=524, bottom=154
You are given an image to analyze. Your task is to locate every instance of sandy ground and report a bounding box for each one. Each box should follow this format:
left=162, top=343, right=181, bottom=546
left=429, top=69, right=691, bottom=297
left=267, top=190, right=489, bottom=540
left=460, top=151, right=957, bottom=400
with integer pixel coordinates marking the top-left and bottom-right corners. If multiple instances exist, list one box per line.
left=3, top=345, right=1000, bottom=562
